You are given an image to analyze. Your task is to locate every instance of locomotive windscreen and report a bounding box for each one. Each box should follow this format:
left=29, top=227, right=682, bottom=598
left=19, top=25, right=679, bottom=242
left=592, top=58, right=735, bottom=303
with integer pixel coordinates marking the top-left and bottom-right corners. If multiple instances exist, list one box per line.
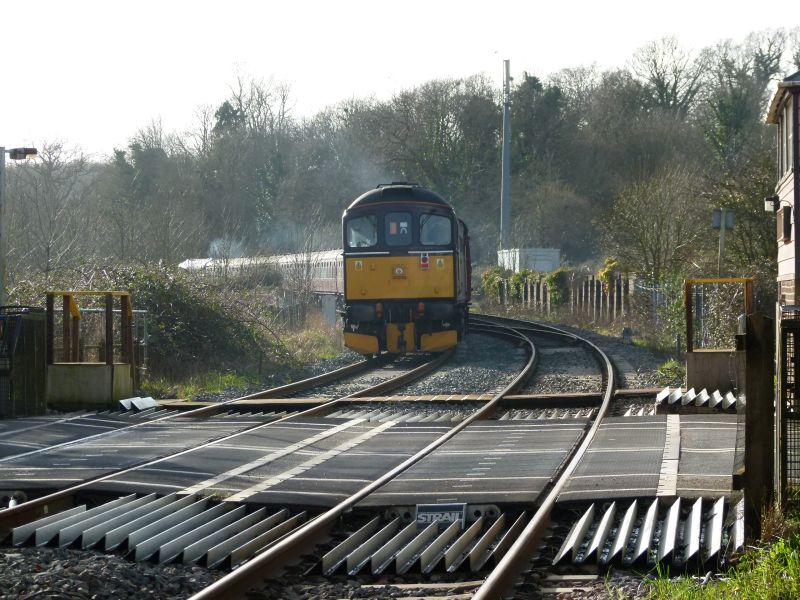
left=346, top=215, right=377, bottom=248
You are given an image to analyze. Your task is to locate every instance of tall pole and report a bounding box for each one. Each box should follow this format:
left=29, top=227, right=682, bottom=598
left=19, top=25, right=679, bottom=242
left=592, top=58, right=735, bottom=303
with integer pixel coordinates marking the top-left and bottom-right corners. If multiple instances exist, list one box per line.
left=500, top=60, right=511, bottom=250
left=0, top=146, right=37, bottom=308
left=0, top=147, right=6, bottom=308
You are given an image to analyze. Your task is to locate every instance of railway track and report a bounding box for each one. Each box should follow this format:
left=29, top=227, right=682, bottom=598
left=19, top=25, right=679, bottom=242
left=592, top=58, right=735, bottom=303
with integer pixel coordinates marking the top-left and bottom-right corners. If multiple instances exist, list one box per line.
left=0, top=354, right=387, bottom=468
left=1, top=316, right=735, bottom=600
left=181, top=320, right=538, bottom=598
left=470, top=315, right=615, bottom=599
left=0, top=323, right=538, bottom=597
left=0, top=350, right=451, bottom=532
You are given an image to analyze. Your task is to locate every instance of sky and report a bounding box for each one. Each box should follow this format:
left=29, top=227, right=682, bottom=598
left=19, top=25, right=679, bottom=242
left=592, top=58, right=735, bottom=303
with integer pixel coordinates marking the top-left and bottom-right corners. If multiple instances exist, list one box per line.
left=2, top=0, right=796, bottom=158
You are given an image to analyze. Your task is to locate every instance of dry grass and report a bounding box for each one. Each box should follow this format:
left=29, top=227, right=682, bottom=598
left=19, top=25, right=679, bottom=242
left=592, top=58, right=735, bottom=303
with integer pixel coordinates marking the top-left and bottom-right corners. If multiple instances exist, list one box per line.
left=282, top=312, right=343, bottom=362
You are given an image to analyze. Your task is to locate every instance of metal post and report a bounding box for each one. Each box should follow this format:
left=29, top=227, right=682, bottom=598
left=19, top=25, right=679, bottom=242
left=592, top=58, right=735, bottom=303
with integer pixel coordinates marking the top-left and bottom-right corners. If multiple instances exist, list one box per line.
left=121, top=294, right=131, bottom=365
left=0, top=146, right=37, bottom=308
left=105, top=293, right=114, bottom=366
left=685, top=281, right=694, bottom=353
left=735, top=313, right=775, bottom=538
left=500, top=60, right=511, bottom=250
left=45, top=292, right=54, bottom=365
left=62, top=295, right=71, bottom=362
left=71, top=315, right=80, bottom=363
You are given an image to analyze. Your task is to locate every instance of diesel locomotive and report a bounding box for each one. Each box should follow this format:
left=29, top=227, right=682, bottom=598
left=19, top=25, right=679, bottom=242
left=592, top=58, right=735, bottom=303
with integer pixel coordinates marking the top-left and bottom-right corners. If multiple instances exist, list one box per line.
left=341, top=183, right=471, bottom=354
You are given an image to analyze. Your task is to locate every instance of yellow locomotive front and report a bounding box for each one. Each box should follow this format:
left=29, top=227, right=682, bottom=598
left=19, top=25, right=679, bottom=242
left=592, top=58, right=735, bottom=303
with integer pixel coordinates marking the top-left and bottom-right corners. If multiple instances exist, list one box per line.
left=342, top=183, right=470, bottom=355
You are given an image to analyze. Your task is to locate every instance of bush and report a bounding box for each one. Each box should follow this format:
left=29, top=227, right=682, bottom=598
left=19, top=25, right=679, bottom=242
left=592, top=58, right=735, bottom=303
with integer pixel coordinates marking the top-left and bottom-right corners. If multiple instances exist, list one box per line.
left=509, top=268, right=534, bottom=301
left=119, top=266, right=291, bottom=378
left=9, top=264, right=293, bottom=381
left=597, top=257, right=619, bottom=290
left=546, top=266, right=573, bottom=306
left=481, top=266, right=510, bottom=303
left=656, top=358, right=685, bottom=386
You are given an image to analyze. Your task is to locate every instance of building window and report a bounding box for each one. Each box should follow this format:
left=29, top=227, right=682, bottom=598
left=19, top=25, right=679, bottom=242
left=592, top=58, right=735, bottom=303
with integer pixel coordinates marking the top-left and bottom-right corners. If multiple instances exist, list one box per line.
left=789, top=95, right=794, bottom=173
left=780, top=96, right=795, bottom=178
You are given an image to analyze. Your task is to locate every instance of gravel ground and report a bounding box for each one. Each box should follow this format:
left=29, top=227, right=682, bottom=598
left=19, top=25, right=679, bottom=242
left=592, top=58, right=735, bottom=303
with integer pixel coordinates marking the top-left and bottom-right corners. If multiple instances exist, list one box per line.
left=550, top=325, right=669, bottom=389
left=392, top=333, right=528, bottom=396
left=523, top=345, right=604, bottom=394
left=0, top=547, right=221, bottom=600
left=0, top=322, right=667, bottom=599
left=0, top=544, right=653, bottom=600
left=301, top=354, right=431, bottom=399
left=301, top=348, right=365, bottom=378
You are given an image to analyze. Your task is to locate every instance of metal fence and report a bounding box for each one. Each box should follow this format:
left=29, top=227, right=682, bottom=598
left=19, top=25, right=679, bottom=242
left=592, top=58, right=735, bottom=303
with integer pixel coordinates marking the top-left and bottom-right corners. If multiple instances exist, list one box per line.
left=491, top=274, right=635, bottom=323
left=780, top=315, right=800, bottom=495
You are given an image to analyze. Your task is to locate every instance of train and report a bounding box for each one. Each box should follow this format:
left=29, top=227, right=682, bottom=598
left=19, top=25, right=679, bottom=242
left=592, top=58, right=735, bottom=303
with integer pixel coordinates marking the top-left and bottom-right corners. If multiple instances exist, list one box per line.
left=341, top=183, right=471, bottom=355
left=178, top=183, right=471, bottom=355
left=178, top=251, right=344, bottom=293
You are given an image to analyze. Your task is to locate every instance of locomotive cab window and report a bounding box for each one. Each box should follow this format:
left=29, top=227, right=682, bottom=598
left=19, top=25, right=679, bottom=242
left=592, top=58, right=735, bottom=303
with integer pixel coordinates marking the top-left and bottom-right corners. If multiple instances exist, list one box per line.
left=346, top=215, right=378, bottom=247
left=420, top=214, right=452, bottom=245
left=386, top=212, right=412, bottom=246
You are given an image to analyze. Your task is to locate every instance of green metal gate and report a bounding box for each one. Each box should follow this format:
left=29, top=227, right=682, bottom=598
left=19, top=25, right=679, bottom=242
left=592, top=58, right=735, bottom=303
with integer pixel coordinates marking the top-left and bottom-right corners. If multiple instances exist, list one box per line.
left=0, top=307, right=46, bottom=418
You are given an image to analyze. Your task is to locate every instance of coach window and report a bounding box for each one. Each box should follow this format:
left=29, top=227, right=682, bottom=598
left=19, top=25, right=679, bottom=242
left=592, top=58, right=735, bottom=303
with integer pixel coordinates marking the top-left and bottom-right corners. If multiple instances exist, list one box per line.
left=347, top=215, right=378, bottom=247
left=420, top=214, right=452, bottom=245
left=386, top=212, right=412, bottom=246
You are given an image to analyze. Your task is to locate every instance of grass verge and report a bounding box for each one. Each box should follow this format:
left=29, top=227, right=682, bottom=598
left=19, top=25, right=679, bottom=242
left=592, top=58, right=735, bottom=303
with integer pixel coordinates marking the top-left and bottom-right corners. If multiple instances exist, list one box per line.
left=645, top=499, right=800, bottom=600
left=645, top=534, right=800, bottom=599
left=141, top=371, right=261, bottom=400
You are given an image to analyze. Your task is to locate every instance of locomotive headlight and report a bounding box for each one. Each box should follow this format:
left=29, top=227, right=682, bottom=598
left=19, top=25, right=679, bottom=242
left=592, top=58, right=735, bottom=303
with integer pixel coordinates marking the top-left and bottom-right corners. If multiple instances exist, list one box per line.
left=393, top=265, right=405, bottom=277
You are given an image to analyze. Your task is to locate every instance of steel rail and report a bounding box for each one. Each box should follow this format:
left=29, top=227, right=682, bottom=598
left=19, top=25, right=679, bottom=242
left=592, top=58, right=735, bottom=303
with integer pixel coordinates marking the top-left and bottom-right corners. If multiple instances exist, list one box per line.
left=190, top=323, right=538, bottom=600
left=0, top=351, right=449, bottom=541
left=471, top=317, right=581, bottom=343
left=0, top=355, right=390, bottom=466
left=226, top=354, right=394, bottom=402
left=471, top=314, right=616, bottom=600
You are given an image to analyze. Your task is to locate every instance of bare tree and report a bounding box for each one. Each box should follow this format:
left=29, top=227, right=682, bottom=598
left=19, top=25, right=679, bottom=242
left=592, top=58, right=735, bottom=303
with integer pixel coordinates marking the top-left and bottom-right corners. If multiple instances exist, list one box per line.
left=548, top=64, right=599, bottom=125
left=790, top=27, right=800, bottom=71
left=631, top=37, right=708, bottom=115
left=601, top=166, right=709, bottom=281
left=187, top=104, right=215, bottom=159
left=6, top=142, right=92, bottom=284
left=228, top=75, right=293, bottom=138
left=280, top=206, right=328, bottom=326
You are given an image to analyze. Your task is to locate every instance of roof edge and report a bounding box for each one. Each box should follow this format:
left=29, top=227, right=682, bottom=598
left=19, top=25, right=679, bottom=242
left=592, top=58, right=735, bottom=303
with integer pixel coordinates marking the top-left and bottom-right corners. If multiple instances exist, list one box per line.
left=766, top=80, right=800, bottom=124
